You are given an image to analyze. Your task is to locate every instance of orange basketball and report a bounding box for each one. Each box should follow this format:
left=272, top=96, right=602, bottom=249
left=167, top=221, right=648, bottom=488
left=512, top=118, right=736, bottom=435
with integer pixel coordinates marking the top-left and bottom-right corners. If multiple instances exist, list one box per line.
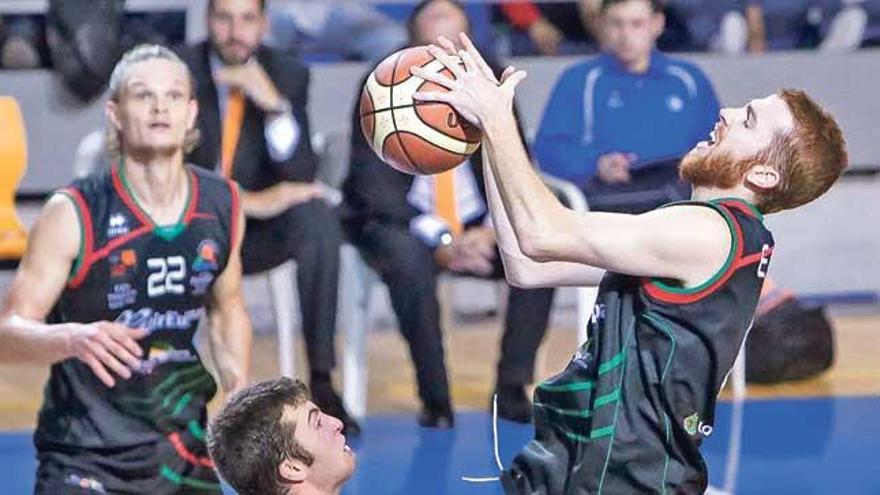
left=359, top=46, right=482, bottom=175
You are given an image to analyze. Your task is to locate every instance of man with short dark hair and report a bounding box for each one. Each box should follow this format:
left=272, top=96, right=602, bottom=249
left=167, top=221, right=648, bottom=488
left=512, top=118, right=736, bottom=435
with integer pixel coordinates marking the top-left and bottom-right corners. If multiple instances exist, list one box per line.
left=535, top=0, right=720, bottom=214
left=208, top=377, right=356, bottom=495
left=179, top=0, right=360, bottom=435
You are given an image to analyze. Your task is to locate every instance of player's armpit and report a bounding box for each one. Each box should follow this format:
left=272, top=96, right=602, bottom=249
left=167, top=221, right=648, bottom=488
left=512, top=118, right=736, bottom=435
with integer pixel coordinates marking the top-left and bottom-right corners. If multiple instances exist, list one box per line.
left=524, top=204, right=732, bottom=289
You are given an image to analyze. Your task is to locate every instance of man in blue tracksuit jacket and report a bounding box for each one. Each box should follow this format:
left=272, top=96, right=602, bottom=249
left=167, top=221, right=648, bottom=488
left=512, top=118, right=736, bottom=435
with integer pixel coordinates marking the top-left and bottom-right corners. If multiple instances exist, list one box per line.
left=534, top=0, right=720, bottom=213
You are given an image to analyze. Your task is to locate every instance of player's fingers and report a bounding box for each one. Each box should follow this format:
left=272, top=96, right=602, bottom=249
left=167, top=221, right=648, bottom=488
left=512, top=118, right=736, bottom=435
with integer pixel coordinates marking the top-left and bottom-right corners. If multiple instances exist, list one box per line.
left=410, top=66, right=456, bottom=89
left=435, top=35, right=457, bottom=55
left=87, top=340, right=132, bottom=380
left=82, top=353, right=116, bottom=387
left=97, top=332, right=141, bottom=370
left=412, top=91, right=454, bottom=104
left=500, top=66, right=517, bottom=83
left=427, top=44, right=463, bottom=77
left=458, top=49, right=496, bottom=83
left=500, top=69, right=528, bottom=92
left=459, top=33, right=494, bottom=77
left=104, top=323, right=145, bottom=357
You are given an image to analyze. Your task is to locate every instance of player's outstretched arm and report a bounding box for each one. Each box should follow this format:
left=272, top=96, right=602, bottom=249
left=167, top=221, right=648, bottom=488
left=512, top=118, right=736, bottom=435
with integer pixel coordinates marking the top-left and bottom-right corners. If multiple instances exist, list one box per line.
left=207, top=205, right=251, bottom=396
left=0, top=194, right=145, bottom=387
left=415, top=33, right=732, bottom=288
left=482, top=147, right=604, bottom=288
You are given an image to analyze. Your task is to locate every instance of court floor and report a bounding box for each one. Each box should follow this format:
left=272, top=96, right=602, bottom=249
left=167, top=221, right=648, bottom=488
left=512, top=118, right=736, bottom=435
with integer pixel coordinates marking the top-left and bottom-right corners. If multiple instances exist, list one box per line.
left=1, top=395, right=878, bottom=494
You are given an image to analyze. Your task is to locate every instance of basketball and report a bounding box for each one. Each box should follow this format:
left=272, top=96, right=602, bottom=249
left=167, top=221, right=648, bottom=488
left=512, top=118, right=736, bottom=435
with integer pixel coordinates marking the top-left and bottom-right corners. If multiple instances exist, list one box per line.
left=359, top=45, right=482, bottom=175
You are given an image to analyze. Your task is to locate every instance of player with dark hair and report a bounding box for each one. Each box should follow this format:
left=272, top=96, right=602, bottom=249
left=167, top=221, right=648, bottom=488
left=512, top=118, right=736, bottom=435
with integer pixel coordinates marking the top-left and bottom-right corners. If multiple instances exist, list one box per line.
left=413, top=33, right=847, bottom=494
left=0, top=44, right=251, bottom=494
left=208, top=377, right=355, bottom=495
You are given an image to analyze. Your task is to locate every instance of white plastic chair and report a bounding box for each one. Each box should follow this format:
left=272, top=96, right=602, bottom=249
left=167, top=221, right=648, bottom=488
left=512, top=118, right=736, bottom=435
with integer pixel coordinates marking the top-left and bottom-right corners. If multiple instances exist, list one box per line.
left=337, top=173, right=600, bottom=419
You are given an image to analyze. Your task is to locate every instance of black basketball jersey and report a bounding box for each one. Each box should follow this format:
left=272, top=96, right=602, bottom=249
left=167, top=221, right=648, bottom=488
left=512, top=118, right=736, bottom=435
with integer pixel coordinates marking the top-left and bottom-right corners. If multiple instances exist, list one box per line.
left=503, top=198, right=774, bottom=494
left=35, top=164, right=239, bottom=456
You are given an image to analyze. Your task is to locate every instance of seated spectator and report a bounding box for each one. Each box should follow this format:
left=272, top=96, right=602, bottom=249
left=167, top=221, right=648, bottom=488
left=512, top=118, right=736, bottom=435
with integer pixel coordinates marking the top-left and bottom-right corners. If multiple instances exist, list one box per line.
left=178, top=0, right=361, bottom=436
left=492, top=1, right=601, bottom=56
left=534, top=0, right=719, bottom=214
left=343, top=0, right=556, bottom=427
left=267, top=0, right=407, bottom=61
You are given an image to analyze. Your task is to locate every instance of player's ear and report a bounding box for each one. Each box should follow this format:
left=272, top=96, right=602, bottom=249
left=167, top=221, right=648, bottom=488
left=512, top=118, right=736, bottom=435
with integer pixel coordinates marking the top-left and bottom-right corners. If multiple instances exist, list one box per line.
left=106, top=100, right=123, bottom=132
left=186, top=98, right=199, bottom=131
left=279, top=457, right=309, bottom=485
left=744, top=164, right=780, bottom=192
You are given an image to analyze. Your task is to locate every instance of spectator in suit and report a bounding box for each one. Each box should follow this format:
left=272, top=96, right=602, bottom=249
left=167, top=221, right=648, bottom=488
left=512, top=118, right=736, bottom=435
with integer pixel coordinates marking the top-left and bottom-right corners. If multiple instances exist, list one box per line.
left=343, top=0, right=555, bottom=427
left=534, top=0, right=720, bottom=214
left=179, top=0, right=360, bottom=436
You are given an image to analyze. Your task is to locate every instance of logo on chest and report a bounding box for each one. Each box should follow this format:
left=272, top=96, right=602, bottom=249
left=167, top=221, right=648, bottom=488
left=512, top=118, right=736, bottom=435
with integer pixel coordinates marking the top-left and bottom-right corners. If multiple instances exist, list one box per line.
left=107, top=212, right=130, bottom=238
left=109, top=249, right=138, bottom=279
left=107, top=282, right=138, bottom=310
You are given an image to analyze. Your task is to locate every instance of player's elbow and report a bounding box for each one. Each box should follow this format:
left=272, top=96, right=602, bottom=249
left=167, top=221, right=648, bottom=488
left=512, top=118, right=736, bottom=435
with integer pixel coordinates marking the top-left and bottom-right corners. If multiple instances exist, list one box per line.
left=519, top=230, right=560, bottom=263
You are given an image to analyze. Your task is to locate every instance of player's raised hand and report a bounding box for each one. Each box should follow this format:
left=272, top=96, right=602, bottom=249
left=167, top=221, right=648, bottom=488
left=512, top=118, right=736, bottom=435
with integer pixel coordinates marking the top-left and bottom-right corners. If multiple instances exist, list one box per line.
left=411, top=33, right=527, bottom=130
left=65, top=321, right=146, bottom=387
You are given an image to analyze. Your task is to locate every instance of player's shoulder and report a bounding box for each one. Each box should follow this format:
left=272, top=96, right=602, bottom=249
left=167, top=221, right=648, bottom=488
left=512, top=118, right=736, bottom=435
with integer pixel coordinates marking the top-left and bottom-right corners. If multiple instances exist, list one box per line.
left=62, top=166, right=113, bottom=202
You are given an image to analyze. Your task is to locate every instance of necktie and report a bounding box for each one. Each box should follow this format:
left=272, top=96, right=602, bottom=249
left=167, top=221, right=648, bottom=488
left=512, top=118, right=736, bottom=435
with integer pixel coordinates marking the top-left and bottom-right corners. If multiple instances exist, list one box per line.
left=434, top=169, right=462, bottom=236
left=220, top=88, right=245, bottom=178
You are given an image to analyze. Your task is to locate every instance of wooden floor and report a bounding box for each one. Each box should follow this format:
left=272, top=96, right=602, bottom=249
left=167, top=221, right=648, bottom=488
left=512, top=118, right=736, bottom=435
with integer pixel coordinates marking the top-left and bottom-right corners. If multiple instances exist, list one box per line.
left=1, top=308, right=877, bottom=430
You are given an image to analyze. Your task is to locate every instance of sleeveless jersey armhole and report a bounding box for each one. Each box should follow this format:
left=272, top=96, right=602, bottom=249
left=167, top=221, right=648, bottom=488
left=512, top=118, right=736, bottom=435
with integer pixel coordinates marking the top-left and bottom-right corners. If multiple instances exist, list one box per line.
left=642, top=201, right=742, bottom=304
left=52, top=188, right=95, bottom=287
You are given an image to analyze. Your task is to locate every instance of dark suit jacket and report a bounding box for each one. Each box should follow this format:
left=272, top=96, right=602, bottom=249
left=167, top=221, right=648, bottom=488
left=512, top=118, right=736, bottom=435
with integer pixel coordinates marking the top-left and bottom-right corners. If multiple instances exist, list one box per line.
left=178, top=42, right=318, bottom=190
left=342, top=53, right=528, bottom=243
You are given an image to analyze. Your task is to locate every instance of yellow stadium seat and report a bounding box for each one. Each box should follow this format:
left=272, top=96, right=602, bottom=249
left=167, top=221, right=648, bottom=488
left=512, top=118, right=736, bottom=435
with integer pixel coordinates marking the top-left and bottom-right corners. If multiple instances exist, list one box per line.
left=0, top=96, right=28, bottom=260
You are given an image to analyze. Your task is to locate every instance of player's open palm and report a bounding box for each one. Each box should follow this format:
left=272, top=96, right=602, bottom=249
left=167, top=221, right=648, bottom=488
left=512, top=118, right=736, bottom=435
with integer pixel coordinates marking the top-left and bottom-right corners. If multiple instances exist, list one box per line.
left=66, top=321, right=146, bottom=387
left=412, top=33, right=527, bottom=130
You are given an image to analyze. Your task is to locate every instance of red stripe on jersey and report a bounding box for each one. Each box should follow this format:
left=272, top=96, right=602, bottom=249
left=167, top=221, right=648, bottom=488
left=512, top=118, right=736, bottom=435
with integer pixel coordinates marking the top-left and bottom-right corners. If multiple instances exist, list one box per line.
left=720, top=200, right=758, bottom=219
left=183, top=169, right=200, bottom=223
left=65, top=188, right=96, bottom=289
left=734, top=246, right=773, bottom=270
left=167, top=432, right=214, bottom=468
left=642, top=204, right=745, bottom=305
left=227, top=180, right=241, bottom=250
left=89, top=225, right=153, bottom=264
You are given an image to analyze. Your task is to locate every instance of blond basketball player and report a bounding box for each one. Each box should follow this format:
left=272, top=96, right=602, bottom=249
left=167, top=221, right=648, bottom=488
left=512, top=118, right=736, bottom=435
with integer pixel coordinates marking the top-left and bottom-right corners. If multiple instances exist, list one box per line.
left=413, top=33, right=847, bottom=494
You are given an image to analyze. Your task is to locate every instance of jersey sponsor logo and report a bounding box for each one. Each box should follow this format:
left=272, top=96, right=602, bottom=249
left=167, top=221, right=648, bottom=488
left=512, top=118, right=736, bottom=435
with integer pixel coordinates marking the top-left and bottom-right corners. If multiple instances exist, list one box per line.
left=134, top=343, right=199, bottom=375
left=591, top=303, right=607, bottom=326
left=109, top=249, right=138, bottom=279
left=107, top=282, right=137, bottom=310
left=193, top=239, right=219, bottom=272
left=115, top=307, right=204, bottom=333
left=107, top=212, right=130, bottom=237
left=757, top=243, right=771, bottom=279
left=65, top=473, right=106, bottom=493
left=683, top=412, right=713, bottom=437
left=190, top=271, right=215, bottom=296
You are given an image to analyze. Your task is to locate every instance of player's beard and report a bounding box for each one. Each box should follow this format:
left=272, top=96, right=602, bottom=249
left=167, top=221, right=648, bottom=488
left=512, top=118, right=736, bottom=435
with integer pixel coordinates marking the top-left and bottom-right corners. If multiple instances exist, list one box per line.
left=679, top=149, right=754, bottom=189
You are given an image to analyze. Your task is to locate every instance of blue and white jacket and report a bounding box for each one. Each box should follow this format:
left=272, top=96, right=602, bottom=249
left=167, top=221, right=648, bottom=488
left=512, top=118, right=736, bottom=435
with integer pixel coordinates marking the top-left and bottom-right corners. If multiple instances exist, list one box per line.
left=534, top=50, right=720, bottom=186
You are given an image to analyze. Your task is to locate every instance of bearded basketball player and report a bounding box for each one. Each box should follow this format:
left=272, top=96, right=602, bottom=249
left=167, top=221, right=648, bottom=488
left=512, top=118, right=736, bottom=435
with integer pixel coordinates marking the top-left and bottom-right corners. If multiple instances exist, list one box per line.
left=0, top=45, right=251, bottom=494
left=413, top=33, right=847, bottom=494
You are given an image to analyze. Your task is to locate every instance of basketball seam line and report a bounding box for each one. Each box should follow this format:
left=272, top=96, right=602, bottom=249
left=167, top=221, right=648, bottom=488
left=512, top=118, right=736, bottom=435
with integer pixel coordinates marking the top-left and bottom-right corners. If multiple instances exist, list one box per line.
left=388, top=53, right=428, bottom=175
